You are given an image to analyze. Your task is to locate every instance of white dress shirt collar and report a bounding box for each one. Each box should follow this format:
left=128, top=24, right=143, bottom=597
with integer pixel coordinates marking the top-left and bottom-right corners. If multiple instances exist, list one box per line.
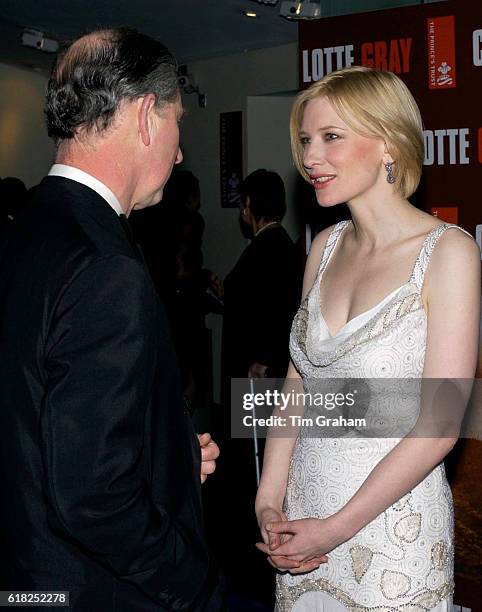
left=48, top=164, right=124, bottom=216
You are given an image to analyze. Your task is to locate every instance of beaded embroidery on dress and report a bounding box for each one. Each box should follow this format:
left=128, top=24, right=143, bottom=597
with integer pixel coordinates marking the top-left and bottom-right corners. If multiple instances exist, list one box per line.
left=276, top=221, right=468, bottom=611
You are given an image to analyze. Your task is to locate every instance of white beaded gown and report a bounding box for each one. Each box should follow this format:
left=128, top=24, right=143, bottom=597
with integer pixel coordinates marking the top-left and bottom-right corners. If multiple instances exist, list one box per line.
left=276, top=221, right=466, bottom=612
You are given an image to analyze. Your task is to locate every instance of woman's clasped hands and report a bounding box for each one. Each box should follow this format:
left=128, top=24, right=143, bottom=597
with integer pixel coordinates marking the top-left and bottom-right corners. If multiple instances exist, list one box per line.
left=256, top=509, right=349, bottom=574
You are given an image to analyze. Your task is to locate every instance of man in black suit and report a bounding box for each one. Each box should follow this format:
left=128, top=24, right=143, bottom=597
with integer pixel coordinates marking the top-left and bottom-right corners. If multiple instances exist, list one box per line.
left=0, top=28, right=223, bottom=611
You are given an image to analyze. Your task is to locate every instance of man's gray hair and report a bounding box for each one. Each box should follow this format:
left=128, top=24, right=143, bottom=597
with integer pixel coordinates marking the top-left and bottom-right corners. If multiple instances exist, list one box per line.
left=45, top=27, right=179, bottom=141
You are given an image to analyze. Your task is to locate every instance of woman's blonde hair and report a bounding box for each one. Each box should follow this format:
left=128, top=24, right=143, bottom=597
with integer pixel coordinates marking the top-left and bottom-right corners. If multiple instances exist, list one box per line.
left=290, top=66, right=424, bottom=199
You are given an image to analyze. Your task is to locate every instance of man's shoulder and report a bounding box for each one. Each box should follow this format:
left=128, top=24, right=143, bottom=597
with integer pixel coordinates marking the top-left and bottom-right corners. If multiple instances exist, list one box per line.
left=29, top=177, right=131, bottom=258
left=5, top=178, right=141, bottom=291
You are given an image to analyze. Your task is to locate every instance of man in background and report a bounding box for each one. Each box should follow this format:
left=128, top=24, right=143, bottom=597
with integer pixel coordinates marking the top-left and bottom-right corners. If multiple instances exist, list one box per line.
left=0, top=28, right=223, bottom=611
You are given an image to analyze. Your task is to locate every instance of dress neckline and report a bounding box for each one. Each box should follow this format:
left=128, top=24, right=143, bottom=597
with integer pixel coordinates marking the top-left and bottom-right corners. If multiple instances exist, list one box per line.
left=318, top=281, right=409, bottom=339
left=316, top=220, right=453, bottom=339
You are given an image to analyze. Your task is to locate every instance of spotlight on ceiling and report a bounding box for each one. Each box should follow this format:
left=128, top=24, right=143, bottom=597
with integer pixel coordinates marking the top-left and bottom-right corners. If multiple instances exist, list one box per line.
left=279, top=1, right=321, bottom=20
left=21, top=28, right=59, bottom=53
left=249, top=0, right=279, bottom=5
left=243, top=10, right=258, bottom=17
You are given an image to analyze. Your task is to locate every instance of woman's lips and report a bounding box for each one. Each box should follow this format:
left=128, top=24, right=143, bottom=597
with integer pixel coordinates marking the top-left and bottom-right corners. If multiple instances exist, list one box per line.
left=310, top=175, right=336, bottom=189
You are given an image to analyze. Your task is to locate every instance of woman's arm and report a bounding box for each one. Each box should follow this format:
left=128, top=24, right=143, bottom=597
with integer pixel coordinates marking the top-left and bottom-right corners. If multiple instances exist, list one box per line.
left=255, top=361, right=303, bottom=519
left=260, top=229, right=480, bottom=562
left=255, top=227, right=334, bottom=572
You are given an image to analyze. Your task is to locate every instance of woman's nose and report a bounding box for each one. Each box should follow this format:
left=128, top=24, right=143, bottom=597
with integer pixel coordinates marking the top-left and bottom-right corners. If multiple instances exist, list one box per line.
left=302, top=141, right=321, bottom=170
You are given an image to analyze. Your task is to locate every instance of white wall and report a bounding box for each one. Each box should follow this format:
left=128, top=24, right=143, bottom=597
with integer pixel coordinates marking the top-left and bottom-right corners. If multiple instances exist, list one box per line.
left=246, top=94, right=302, bottom=242
left=0, top=63, right=55, bottom=187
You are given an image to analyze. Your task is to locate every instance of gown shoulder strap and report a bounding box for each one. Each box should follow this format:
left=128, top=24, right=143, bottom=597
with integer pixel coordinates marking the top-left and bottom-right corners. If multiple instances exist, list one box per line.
left=409, top=223, right=472, bottom=291
left=317, top=220, right=351, bottom=279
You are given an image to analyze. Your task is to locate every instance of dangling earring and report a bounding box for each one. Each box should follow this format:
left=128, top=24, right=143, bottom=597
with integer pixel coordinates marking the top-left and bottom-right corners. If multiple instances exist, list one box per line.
left=385, top=162, right=396, bottom=184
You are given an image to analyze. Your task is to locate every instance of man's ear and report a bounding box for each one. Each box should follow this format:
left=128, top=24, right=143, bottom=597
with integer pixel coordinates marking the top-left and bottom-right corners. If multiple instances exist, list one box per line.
left=138, top=94, right=157, bottom=147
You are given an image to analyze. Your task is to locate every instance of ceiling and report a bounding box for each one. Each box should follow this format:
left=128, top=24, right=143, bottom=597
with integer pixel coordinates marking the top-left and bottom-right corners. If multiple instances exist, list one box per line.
left=0, top=0, right=434, bottom=75
left=0, top=0, right=298, bottom=74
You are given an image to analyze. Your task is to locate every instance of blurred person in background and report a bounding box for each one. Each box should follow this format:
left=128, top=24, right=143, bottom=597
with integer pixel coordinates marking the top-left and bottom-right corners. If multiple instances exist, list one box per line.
left=131, top=170, right=223, bottom=414
left=222, top=168, right=301, bottom=392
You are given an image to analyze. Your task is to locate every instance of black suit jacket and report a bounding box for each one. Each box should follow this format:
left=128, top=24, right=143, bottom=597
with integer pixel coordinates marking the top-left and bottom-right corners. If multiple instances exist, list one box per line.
left=222, top=225, right=301, bottom=387
left=0, top=177, right=223, bottom=611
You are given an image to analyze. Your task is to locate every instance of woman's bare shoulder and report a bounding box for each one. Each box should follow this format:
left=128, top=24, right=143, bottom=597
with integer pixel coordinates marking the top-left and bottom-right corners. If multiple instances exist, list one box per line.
left=431, top=224, right=479, bottom=263
left=425, top=224, right=480, bottom=297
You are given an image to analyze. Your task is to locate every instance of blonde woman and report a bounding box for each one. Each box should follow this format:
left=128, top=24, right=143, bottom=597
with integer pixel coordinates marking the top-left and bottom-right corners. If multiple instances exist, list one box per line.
left=255, top=67, right=480, bottom=611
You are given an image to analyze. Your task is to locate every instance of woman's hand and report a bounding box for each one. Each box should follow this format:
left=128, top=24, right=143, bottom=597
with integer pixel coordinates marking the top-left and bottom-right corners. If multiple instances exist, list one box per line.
left=257, top=516, right=346, bottom=570
left=256, top=510, right=329, bottom=574
left=257, top=507, right=288, bottom=551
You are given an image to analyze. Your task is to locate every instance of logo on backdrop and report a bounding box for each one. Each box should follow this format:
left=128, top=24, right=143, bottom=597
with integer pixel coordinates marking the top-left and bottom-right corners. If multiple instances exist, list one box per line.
left=302, top=46, right=355, bottom=82
left=427, top=16, right=457, bottom=89
left=474, top=29, right=482, bottom=66
left=360, top=38, right=412, bottom=73
left=423, top=128, right=470, bottom=165
left=301, top=38, right=413, bottom=83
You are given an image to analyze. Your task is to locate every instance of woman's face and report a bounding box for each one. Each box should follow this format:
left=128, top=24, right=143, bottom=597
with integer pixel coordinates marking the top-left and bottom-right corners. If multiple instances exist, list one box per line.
left=299, top=96, right=387, bottom=207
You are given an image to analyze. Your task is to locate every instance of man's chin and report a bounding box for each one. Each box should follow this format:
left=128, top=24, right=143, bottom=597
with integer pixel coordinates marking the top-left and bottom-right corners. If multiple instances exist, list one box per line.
left=133, top=190, right=164, bottom=210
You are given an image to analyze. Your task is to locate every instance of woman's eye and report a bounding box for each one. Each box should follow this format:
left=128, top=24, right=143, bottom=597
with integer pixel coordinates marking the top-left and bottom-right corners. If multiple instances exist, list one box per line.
left=300, top=136, right=310, bottom=146
left=325, top=133, right=339, bottom=141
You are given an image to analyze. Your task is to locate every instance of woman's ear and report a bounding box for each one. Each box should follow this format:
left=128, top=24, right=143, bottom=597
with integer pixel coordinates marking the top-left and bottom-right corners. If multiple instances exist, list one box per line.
left=138, top=94, right=157, bottom=147
left=382, top=142, right=395, bottom=166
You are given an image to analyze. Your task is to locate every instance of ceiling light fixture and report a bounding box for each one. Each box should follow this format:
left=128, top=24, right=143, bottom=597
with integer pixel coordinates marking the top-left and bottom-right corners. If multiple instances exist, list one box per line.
left=177, top=65, right=207, bottom=108
left=243, top=10, right=258, bottom=17
left=279, top=0, right=321, bottom=20
left=21, top=28, right=59, bottom=53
